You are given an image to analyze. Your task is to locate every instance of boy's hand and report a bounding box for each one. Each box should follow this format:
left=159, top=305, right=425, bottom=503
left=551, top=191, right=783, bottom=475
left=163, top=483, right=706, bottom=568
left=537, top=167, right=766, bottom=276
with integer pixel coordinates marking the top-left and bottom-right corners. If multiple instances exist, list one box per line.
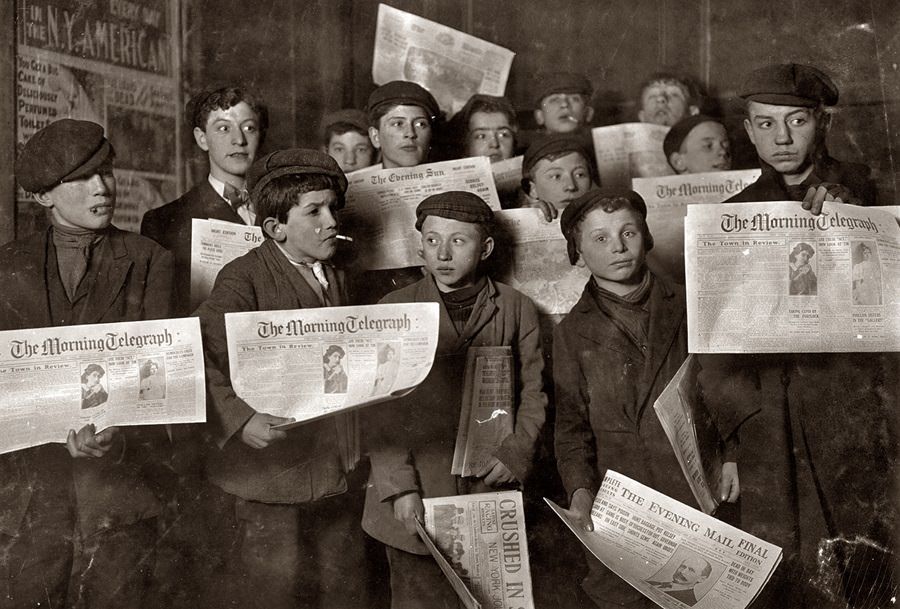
left=801, top=183, right=861, bottom=215
left=522, top=192, right=559, bottom=222
left=719, top=461, right=740, bottom=503
left=66, top=424, right=119, bottom=458
left=476, top=457, right=517, bottom=487
left=241, top=413, right=293, bottom=449
left=392, top=491, right=424, bottom=536
left=562, top=487, right=594, bottom=532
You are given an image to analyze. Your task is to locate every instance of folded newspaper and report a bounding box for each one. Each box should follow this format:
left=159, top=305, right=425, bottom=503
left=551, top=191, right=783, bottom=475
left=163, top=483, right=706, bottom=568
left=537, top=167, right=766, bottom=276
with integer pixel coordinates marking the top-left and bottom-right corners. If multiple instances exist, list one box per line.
left=685, top=201, right=900, bottom=353
left=592, top=123, right=674, bottom=190
left=191, top=218, right=264, bottom=310
left=0, top=318, right=206, bottom=454
left=548, top=471, right=782, bottom=609
left=422, top=490, right=535, bottom=609
left=225, top=302, right=439, bottom=429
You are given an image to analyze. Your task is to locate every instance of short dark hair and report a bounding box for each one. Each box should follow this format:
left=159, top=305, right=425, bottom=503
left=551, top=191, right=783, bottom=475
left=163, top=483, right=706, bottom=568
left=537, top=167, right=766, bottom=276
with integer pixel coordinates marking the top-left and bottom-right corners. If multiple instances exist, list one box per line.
left=637, top=72, right=700, bottom=105
left=323, top=121, right=370, bottom=147
left=81, top=363, right=106, bottom=383
left=254, top=173, right=345, bottom=229
left=790, top=242, right=815, bottom=263
left=140, top=359, right=160, bottom=378
left=563, top=195, right=654, bottom=265
left=187, top=86, right=269, bottom=137
left=324, top=345, right=345, bottom=362
left=466, top=97, right=518, bottom=131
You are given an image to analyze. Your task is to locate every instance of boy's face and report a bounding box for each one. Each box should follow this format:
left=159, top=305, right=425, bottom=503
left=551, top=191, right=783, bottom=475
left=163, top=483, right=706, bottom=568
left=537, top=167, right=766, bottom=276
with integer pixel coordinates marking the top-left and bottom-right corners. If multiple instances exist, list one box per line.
left=638, top=80, right=694, bottom=127
left=529, top=152, right=593, bottom=209
left=37, top=159, right=116, bottom=231
left=466, top=111, right=515, bottom=162
left=193, top=101, right=261, bottom=184
left=535, top=93, right=593, bottom=133
left=744, top=101, right=817, bottom=180
left=272, top=189, right=340, bottom=264
left=672, top=121, right=731, bottom=174
left=326, top=130, right=375, bottom=173
left=369, top=104, right=432, bottom=169
left=419, top=215, right=493, bottom=293
left=576, top=206, right=646, bottom=295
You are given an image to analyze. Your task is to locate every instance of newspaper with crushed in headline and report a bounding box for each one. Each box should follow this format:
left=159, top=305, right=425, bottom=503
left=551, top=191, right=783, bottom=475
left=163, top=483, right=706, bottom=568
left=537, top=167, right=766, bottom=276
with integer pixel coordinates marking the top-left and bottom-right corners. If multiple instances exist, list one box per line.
left=685, top=201, right=900, bottom=353
left=592, top=123, right=674, bottom=190
left=548, top=471, right=782, bottom=609
left=225, top=303, right=439, bottom=429
left=423, top=490, right=535, bottom=609
left=0, top=318, right=205, bottom=455
left=341, top=157, right=501, bottom=270
left=191, top=219, right=264, bottom=311
left=632, top=170, right=762, bottom=283
left=373, top=4, right=515, bottom=117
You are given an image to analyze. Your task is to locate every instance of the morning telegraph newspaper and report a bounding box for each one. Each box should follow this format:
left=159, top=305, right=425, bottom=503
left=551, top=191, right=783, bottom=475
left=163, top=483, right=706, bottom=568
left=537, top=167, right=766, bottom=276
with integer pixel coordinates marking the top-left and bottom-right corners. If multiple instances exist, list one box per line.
left=548, top=471, right=782, bottom=609
left=422, top=491, right=534, bottom=609
left=592, top=123, right=674, bottom=190
left=190, top=219, right=264, bottom=310
left=225, top=303, right=439, bottom=428
left=493, top=208, right=590, bottom=315
left=373, top=3, right=515, bottom=116
left=0, top=318, right=205, bottom=455
left=686, top=201, right=900, bottom=353
left=341, top=158, right=501, bottom=270
left=632, top=169, right=761, bottom=283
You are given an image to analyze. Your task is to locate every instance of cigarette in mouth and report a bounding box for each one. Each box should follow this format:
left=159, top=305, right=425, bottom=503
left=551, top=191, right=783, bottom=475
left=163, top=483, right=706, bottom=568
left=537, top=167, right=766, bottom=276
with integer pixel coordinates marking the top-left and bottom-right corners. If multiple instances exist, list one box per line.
left=336, top=234, right=354, bottom=242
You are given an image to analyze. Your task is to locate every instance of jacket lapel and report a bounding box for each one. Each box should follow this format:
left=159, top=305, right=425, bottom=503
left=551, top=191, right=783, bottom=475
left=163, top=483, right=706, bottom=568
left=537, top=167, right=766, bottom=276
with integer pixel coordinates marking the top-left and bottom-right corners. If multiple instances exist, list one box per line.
left=199, top=180, right=245, bottom=224
left=635, top=279, right=684, bottom=414
left=570, top=287, right=638, bottom=358
left=78, top=228, right=133, bottom=325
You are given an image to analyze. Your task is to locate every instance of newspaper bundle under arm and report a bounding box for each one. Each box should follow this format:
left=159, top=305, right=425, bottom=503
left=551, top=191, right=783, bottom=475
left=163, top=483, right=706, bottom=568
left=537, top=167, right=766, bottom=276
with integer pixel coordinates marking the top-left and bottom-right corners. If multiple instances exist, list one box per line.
left=685, top=201, right=900, bottom=353
left=225, top=302, right=439, bottom=429
left=592, top=123, right=674, bottom=190
left=0, top=318, right=206, bottom=455
left=373, top=4, right=515, bottom=117
left=191, top=218, right=264, bottom=311
left=548, top=471, right=782, bottom=609
left=423, top=490, right=535, bottom=609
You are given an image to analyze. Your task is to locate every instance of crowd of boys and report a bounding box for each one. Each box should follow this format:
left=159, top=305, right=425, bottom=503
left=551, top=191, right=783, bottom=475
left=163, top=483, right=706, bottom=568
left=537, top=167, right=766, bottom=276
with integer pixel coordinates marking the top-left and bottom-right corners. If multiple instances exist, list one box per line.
left=1, top=58, right=895, bottom=609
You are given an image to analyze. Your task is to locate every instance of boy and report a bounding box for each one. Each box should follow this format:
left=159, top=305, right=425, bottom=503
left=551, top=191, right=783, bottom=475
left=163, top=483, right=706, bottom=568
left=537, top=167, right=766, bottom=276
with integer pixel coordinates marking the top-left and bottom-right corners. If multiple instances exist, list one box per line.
left=452, top=94, right=518, bottom=162
left=553, top=188, right=738, bottom=609
left=367, top=80, right=440, bottom=169
left=321, top=108, right=376, bottom=173
left=195, top=149, right=367, bottom=609
left=663, top=114, right=732, bottom=174
left=363, top=191, right=548, bottom=609
left=533, top=72, right=594, bottom=134
left=522, top=133, right=597, bottom=220
left=141, top=85, right=268, bottom=316
left=637, top=72, right=701, bottom=127
left=3, top=119, right=173, bottom=608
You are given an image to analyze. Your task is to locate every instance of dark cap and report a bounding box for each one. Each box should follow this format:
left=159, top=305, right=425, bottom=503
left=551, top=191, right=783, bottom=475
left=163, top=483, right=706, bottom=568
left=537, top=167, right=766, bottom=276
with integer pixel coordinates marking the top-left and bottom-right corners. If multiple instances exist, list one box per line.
left=247, top=149, right=348, bottom=201
left=16, top=119, right=114, bottom=193
left=367, top=81, right=440, bottom=123
left=663, top=114, right=724, bottom=160
left=560, top=188, right=651, bottom=264
left=321, top=109, right=369, bottom=137
left=415, top=191, right=494, bottom=231
left=533, top=72, right=593, bottom=108
left=740, top=63, right=838, bottom=107
left=523, top=133, right=591, bottom=176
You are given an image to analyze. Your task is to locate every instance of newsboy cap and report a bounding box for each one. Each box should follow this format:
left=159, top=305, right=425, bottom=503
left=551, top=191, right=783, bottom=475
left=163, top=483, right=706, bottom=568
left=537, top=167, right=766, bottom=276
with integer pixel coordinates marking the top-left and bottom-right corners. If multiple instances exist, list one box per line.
left=523, top=133, right=591, bottom=176
left=367, top=81, right=440, bottom=123
left=16, top=119, right=114, bottom=193
left=321, top=109, right=370, bottom=137
left=415, top=191, right=494, bottom=231
left=533, top=72, right=593, bottom=108
left=247, top=149, right=348, bottom=201
left=560, top=188, right=651, bottom=264
left=663, top=114, right=723, bottom=160
left=740, top=63, right=839, bottom=107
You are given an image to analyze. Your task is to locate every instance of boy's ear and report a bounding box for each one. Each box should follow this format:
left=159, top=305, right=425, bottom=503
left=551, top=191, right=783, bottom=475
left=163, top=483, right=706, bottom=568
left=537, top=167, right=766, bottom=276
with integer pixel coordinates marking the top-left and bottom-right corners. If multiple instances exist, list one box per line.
left=637, top=108, right=648, bottom=123
left=193, top=127, right=209, bottom=152
left=743, top=118, right=756, bottom=147
left=33, top=190, right=53, bottom=209
left=533, top=109, right=546, bottom=128
left=688, top=104, right=700, bottom=117
left=525, top=178, right=538, bottom=200
left=368, top=127, right=381, bottom=150
left=669, top=151, right=688, bottom=174
left=583, top=106, right=595, bottom=124
left=574, top=255, right=585, bottom=268
left=479, top=236, right=495, bottom=261
left=262, top=217, right=285, bottom=242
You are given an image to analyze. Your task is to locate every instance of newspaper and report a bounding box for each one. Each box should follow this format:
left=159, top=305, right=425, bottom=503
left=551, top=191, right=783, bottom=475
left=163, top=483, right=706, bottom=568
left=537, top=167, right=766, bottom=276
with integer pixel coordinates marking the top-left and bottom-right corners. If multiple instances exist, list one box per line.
left=341, top=158, right=501, bottom=270
left=685, top=201, right=900, bottom=353
left=653, top=355, right=723, bottom=515
left=0, top=318, right=206, bottom=455
left=225, top=303, right=439, bottom=428
left=493, top=208, right=590, bottom=315
left=491, top=155, right=524, bottom=205
left=592, top=123, right=674, bottom=189
left=416, top=519, right=481, bottom=609
left=452, top=346, right=514, bottom=477
left=632, top=170, right=762, bottom=283
left=548, top=471, right=782, bottom=609
left=191, top=219, right=264, bottom=311
left=423, top=491, right=535, bottom=609
left=373, top=4, right=515, bottom=116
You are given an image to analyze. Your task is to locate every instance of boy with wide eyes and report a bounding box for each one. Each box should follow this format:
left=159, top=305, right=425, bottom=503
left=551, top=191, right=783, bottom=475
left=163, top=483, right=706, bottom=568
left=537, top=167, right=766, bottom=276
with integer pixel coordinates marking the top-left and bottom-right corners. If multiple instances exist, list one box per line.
left=521, top=133, right=597, bottom=220
left=663, top=115, right=732, bottom=174
left=363, top=191, right=547, bottom=609
left=320, top=108, right=376, bottom=173
left=367, top=80, right=440, bottom=169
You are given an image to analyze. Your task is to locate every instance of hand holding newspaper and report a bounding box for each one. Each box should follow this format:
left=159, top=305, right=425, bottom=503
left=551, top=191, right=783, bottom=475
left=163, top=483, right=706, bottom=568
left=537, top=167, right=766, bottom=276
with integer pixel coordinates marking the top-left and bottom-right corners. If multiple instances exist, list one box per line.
left=548, top=471, right=782, bottom=609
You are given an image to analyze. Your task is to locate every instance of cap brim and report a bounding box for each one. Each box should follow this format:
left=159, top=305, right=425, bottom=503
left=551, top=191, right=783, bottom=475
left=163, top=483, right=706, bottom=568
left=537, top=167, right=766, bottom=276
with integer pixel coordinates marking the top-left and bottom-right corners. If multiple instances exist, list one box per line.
left=61, top=140, right=114, bottom=183
left=743, top=93, right=817, bottom=108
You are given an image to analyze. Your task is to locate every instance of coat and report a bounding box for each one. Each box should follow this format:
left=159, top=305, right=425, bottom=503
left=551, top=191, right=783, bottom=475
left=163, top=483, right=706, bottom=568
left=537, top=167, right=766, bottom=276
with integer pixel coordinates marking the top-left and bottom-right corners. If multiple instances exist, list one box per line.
left=195, top=238, right=355, bottom=504
left=362, top=274, right=547, bottom=554
left=0, top=227, right=173, bottom=537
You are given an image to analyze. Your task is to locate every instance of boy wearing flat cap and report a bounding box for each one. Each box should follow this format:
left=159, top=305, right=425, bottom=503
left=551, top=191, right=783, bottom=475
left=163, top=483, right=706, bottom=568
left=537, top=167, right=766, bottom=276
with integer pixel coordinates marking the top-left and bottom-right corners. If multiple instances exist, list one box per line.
left=363, top=191, right=547, bottom=608
left=196, top=149, right=367, bottom=609
left=3, top=119, right=174, bottom=608
left=321, top=108, right=376, bottom=173
left=367, top=80, right=440, bottom=169
left=521, top=132, right=597, bottom=220
left=534, top=72, right=595, bottom=134
left=663, top=114, right=732, bottom=174
left=553, top=188, right=738, bottom=609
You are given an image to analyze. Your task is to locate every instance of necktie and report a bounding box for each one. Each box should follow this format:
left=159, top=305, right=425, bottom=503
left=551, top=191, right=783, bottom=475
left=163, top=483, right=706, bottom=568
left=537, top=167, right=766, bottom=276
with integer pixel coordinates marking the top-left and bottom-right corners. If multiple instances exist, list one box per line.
left=223, top=182, right=249, bottom=213
left=52, top=226, right=99, bottom=301
left=310, top=261, right=330, bottom=290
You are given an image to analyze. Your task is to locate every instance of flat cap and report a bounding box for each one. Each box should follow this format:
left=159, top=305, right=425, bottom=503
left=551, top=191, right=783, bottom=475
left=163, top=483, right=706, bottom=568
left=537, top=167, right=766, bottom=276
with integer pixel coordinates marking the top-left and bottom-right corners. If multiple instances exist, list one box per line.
left=367, top=81, right=440, bottom=122
left=533, top=72, right=593, bottom=108
left=523, top=133, right=591, bottom=176
left=560, top=188, right=650, bottom=264
left=740, top=63, right=838, bottom=107
left=247, top=149, right=348, bottom=202
left=321, top=109, right=369, bottom=137
left=16, top=119, right=114, bottom=193
left=663, top=114, right=723, bottom=160
left=415, top=191, right=493, bottom=231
